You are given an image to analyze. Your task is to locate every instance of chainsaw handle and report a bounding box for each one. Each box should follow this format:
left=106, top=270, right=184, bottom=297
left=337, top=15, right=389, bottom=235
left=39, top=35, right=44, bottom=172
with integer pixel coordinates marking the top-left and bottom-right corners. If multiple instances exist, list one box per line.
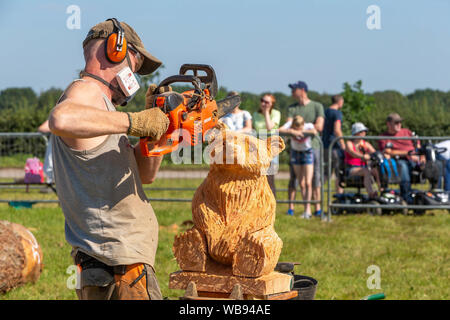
left=179, top=64, right=218, bottom=99
left=140, top=134, right=174, bottom=157
left=156, top=75, right=202, bottom=95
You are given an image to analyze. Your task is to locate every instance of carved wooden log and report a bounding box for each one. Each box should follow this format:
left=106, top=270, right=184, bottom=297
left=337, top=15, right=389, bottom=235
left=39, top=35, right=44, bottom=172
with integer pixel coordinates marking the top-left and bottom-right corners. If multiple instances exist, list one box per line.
left=0, top=221, right=43, bottom=294
left=173, top=124, right=286, bottom=278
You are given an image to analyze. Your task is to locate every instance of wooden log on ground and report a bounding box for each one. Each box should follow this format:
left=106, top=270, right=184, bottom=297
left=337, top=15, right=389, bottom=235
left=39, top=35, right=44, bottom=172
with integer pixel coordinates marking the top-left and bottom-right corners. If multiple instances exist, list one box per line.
left=0, top=221, right=43, bottom=294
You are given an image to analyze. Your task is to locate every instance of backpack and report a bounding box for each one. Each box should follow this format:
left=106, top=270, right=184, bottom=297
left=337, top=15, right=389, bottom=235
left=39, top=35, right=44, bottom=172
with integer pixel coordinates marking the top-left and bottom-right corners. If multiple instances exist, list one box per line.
left=24, top=157, right=44, bottom=184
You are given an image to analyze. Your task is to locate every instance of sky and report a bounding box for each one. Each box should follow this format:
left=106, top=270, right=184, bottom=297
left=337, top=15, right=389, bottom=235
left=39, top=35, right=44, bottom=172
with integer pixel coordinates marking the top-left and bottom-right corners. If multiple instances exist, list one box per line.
left=1, top=0, right=449, bottom=96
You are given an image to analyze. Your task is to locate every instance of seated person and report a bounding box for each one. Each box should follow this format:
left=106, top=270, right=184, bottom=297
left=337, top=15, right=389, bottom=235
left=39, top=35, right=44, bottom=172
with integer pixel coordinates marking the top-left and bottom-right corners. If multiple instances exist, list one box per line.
left=378, top=113, right=425, bottom=200
left=344, top=122, right=381, bottom=198
left=435, top=140, right=450, bottom=192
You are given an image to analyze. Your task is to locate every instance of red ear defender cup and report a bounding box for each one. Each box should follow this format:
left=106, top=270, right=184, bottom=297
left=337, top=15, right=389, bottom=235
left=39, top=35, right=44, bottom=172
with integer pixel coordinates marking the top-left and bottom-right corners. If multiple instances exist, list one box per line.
left=105, top=18, right=127, bottom=64
left=106, top=33, right=127, bottom=63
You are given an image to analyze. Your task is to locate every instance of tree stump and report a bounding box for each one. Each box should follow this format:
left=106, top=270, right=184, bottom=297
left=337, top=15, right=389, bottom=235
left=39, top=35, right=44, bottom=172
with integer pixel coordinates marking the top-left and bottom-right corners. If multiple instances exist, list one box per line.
left=0, top=221, right=43, bottom=294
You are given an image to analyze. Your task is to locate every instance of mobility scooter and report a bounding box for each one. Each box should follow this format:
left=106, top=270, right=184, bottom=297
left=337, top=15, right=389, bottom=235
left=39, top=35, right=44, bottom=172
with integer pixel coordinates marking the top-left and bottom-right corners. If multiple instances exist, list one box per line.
left=331, top=151, right=407, bottom=216
left=406, top=141, right=449, bottom=215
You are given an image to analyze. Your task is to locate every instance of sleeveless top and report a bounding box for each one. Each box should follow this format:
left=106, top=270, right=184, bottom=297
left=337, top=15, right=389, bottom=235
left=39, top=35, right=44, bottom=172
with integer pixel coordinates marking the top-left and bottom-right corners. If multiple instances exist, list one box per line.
left=344, top=140, right=368, bottom=167
left=50, top=80, right=159, bottom=267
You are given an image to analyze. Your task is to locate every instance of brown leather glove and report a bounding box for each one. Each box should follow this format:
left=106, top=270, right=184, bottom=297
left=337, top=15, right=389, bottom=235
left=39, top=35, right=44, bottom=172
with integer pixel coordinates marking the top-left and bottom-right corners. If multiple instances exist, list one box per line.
left=127, top=84, right=173, bottom=140
left=126, top=108, right=169, bottom=140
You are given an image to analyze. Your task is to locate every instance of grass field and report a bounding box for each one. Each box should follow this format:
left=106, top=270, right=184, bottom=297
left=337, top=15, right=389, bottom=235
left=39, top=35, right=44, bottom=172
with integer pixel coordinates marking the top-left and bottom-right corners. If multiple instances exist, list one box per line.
left=0, top=177, right=449, bottom=300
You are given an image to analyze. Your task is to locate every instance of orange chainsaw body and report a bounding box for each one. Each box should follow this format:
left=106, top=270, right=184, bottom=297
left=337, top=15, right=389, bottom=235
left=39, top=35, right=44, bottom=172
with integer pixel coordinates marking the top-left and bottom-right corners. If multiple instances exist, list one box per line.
left=139, top=64, right=239, bottom=157
left=140, top=89, right=219, bottom=157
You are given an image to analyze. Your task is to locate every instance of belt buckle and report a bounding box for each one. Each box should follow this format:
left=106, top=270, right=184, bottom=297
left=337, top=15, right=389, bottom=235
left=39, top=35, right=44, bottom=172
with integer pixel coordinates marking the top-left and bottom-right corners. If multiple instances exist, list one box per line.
left=113, top=265, right=127, bottom=275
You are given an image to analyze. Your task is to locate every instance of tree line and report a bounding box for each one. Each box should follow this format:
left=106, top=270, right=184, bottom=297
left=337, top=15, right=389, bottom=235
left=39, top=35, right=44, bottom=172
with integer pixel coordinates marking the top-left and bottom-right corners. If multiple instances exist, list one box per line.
left=1, top=80, right=449, bottom=138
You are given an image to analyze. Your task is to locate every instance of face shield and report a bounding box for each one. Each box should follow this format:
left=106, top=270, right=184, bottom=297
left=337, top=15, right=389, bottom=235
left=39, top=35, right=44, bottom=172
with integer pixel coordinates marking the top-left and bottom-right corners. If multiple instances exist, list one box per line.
left=113, top=45, right=143, bottom=106
left=82, top=44, right=144, bottom=106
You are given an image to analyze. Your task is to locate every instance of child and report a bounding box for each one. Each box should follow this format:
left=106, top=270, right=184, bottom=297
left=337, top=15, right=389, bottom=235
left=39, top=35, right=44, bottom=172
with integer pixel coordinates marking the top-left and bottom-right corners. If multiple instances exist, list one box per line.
left=281, top=115, right=317, bottom=218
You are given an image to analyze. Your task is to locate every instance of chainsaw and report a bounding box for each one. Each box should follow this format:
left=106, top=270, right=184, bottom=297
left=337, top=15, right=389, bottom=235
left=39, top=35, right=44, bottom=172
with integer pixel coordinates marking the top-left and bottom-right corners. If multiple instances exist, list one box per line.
left=140, top=64, right=241, bottom=157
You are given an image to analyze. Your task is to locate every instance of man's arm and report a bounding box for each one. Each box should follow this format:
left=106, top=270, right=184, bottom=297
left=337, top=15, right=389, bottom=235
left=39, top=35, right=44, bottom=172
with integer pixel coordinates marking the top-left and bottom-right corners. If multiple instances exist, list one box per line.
left=303, top=124, right=317, bottom=136
left=48, top=81, right=129, bottom=150
left=134, top=140, right=164, bottom=184
left=49, top=81, right=168, bottom=151
left=38, top=120, right=51, bottom=133
left=386, top=148, right=408, bottom=157
left=279, top=117, right=303, bottom=137
left=48, top=81, right=128, bottom=138
left=278, top=117, right=293, bottom=133
left=314, top=103, right=325, bottom=133
left=50, top=99, right=129, bottom=138
left=314, top=116, right=324, bottom=133
left=333, top=120, right=346, bottom=150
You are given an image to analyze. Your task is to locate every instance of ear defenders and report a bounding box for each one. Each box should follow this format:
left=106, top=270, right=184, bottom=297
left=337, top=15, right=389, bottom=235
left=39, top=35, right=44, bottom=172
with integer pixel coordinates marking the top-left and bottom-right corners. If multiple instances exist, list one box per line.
left=105, top=18, right=127, bottom=64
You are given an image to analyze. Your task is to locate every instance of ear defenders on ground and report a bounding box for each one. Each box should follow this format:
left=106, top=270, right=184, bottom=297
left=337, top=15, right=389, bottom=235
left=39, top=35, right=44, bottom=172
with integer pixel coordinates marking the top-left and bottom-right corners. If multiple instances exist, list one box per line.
left=105, top=18, right=127, bottom=64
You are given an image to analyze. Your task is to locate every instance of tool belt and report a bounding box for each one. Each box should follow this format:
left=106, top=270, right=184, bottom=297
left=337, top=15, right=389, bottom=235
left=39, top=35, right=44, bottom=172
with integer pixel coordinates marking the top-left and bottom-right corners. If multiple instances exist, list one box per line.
left=74, top=251, right=127, bottom=275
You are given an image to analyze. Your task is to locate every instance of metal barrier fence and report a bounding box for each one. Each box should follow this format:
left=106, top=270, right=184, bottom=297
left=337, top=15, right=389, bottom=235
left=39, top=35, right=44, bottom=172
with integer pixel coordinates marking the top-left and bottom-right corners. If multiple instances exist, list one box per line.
left=0, top=132, right=325, bottom=215
left=5, top=132, right=449, bottom=221
left=0, top=132, right=48, bottom=160
left=326, top=135, right=450, bottom=221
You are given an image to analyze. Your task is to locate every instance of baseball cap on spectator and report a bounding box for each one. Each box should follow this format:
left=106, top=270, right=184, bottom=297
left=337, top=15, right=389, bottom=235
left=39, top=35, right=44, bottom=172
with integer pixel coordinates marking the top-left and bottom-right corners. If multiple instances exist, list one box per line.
left=386, top=113, right=403, bottom=123
left=351, top=122, right=369, bottom=135
left=288, top=81, right=308, bottom=92
left=83, top=19, right=162, bottom=75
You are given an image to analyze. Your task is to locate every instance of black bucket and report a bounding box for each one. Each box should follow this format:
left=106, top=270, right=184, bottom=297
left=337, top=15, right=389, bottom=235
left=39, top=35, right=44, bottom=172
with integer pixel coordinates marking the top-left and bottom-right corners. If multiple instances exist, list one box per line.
left=289, top=275, right=318, bottom=300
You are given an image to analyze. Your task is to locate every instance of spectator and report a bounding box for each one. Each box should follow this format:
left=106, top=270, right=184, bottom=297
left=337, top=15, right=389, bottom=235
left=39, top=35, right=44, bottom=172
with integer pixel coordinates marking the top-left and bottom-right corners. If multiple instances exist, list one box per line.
left=378, top=113, right=425, bottom=201
left=220, top=91, right=252, bottom=133
left=279, top=81, right=324, bottom=217
left=280, top=116, right=317, bottom=218
left=435, top=140, right=450, bottom=191
left=252, top=94, right=281, bottom=197
left=322, top=95, right=346, bottom=194
left=344, top=123, right=381, bottom=198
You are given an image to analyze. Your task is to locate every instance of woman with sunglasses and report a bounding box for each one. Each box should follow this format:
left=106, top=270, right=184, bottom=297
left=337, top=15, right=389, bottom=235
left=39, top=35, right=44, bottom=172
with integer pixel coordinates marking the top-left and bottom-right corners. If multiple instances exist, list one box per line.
left=252, top=94, right=281, bottom=197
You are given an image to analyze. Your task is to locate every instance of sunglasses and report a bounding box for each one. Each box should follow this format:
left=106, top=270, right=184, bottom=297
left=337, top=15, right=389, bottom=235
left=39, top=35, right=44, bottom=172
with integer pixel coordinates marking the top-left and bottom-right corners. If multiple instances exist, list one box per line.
left=128, top=45, right=144, bottom=72
left=260, top=99, right=271, bottom=104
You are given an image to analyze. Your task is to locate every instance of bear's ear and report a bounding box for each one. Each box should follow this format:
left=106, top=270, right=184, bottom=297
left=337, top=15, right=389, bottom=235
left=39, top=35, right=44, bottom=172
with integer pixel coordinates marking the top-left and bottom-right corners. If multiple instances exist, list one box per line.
left=266, top=135, right=286, bottom=157
left=215, top=121, right=228, bottom=132
left=206, top=121, right=228, bottom=143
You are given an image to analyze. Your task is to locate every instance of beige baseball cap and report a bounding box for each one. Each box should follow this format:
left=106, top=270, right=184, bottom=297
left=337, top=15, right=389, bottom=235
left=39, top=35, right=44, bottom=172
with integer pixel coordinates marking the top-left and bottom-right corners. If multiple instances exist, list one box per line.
left=83, top=19, right=162, bottom=75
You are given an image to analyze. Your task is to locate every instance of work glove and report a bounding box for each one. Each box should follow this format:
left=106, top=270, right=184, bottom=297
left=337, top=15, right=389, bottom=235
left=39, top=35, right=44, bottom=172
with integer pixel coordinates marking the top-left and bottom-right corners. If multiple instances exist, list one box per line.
left=127, top=84, right=171, bottom=140
left=127, top=108, right=169, bottom=140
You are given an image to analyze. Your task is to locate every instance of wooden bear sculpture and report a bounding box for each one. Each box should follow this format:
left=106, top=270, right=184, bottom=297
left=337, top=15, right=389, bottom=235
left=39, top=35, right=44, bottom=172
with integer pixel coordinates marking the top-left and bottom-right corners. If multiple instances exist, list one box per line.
left=173, top=123, right=285, bottom=278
